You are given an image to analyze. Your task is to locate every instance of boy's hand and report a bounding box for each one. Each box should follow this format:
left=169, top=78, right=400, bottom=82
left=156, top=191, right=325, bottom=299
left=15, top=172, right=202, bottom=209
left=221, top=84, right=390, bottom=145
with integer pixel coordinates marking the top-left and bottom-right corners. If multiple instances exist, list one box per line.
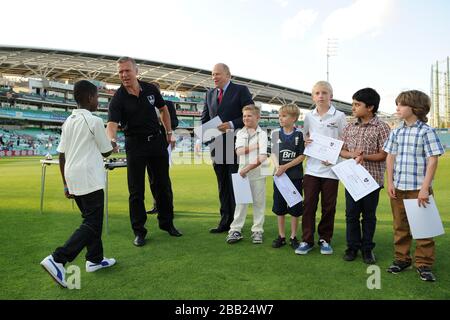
left=387, top=183, right=396, bottom=199
left=275, top=165, right=287, bottom=177
left=417, top=188, right=430, bottom=208
left=305, top=138, right=313, bottom=146
left=321, top=160, right=332, bottom=166
left=63, top=186, right=74, bottom=199
left=355, top=154, right=364, bottom=165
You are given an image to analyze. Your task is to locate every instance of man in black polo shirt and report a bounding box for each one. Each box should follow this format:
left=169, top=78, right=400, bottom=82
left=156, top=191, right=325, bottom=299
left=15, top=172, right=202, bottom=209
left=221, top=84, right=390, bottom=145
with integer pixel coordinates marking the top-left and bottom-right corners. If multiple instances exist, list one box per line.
left=106, top=57, right=182, bottom=247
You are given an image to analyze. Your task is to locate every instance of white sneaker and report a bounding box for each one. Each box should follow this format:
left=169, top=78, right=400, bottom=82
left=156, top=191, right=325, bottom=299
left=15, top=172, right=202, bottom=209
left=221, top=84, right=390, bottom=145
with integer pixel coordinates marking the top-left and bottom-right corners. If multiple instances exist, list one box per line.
left=86, top=257, right=116, bottom=272
left=40, top=255, right=67, bottom=288
left=251, top=231, right=263, bottom=244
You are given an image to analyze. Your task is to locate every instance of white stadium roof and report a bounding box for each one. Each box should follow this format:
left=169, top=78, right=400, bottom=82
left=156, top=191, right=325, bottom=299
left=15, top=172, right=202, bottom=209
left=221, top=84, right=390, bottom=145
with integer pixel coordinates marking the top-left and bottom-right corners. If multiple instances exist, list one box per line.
left=0, top=45, right=352, bottom=113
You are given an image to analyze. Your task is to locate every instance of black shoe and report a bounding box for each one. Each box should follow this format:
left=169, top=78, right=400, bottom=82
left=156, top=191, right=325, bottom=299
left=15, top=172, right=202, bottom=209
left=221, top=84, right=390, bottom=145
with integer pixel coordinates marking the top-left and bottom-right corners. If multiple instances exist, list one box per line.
left=343, top=248, right=358, bottom=261
left=210, top=226, right=229, bottom=234
left=272, top=236, right=286, bottom=248
left=387, top=260, right=412, bottom=274
left=417, top=266, right=436, bottom=282
left=289, top=237, right=300, bottom=250
left=146, top=207, right=158, bottom=215
left=362, top=250, right=376, bottom=264
left=160, top=225, right=183, bottom=237
left=133, top=235, right=146, bottom=247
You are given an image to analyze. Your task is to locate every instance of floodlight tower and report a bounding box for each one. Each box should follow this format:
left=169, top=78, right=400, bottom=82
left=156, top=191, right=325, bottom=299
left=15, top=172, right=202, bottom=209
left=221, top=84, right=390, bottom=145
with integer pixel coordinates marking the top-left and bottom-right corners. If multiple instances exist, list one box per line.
left=446, top=56, right=450, bottom=127
left=433, top=61, right=440, bottom=128
left=326, top=38, right=338, bottom=82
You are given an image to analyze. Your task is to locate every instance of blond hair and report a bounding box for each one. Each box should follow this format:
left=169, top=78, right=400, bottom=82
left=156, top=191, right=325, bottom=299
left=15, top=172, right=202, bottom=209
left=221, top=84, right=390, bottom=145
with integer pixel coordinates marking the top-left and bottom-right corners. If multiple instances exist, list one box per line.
left=242, top=104, right=260, bottom=117
left=279, top=104, right=300, bottom=121
left=395, top=90, right=430, bottom=123
left=312, top=81, right=333, bottom=96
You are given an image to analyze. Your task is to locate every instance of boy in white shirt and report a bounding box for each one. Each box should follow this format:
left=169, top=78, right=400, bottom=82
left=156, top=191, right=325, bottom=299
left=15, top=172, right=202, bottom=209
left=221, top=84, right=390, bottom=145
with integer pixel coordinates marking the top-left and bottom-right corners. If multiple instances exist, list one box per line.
left=296, top=81, right=347, bottom=255
left=226, top=105, right=268, bottom=244
left=40, top=80, right=116, bottom=288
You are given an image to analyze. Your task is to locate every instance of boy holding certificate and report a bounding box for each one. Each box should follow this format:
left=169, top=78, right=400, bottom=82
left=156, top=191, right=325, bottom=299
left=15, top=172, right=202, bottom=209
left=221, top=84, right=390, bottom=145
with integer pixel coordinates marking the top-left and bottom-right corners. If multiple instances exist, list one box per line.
left=296, top=81, right=347, bottom=255
left=40, top=81, right=116, bottom=288
left=339, top=88, right=391, bottom=264
left=270, top=104, right=305, bottom=250
left=383, top=90, right=444, bottom=282
left=226, top=105, right=268, bottom=244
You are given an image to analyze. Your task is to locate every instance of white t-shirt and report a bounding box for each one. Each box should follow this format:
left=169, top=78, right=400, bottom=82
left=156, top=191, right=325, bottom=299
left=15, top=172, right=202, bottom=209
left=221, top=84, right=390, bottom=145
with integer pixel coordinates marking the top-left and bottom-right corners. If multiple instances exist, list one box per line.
left=57, top=109, right=112, bottom=196
left=235, top=126, right=268, bottom=180
left=302, top=105, right=347, bottom=180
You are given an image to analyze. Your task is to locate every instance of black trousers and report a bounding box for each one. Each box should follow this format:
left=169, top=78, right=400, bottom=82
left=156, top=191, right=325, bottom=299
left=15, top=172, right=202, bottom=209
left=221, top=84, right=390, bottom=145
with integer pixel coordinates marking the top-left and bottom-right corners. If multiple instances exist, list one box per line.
left=126, top=134, right=173, bottom=238
left=213, top=163, right=239, bottom=229
left=345, top=188, right=380, bottom=251
left=53, top=189, right=104, bottom=264
left=147, top=166, right=173, bottom=209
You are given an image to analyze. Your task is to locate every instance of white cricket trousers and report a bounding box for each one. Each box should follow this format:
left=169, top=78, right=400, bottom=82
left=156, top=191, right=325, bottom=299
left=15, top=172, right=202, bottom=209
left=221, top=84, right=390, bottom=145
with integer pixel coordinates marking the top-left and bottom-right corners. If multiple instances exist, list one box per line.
left=229, top=177, right=266, bottom=233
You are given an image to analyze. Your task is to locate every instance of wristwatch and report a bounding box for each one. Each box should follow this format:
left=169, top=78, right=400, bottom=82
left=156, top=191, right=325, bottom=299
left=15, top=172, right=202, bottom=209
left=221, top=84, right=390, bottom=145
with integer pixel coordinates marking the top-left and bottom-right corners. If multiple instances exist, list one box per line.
left=166, top=131, right=173, bottom=135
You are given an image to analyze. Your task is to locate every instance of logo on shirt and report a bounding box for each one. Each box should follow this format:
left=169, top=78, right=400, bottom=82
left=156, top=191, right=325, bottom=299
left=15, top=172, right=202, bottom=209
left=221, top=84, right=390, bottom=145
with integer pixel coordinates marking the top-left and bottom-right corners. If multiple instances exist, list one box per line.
left=281, top=149, right=296, bottom=161
left=147, top=95, right=155, bottom=106
left=327, top=122, right=338, bottom=128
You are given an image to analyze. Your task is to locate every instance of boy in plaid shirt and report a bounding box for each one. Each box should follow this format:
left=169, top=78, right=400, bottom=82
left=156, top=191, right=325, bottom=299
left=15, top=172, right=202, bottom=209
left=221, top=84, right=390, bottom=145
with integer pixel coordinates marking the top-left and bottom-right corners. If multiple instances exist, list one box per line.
left=383, top=90, right=444, bottom=282
left=340, top=88, right=390, bottom=264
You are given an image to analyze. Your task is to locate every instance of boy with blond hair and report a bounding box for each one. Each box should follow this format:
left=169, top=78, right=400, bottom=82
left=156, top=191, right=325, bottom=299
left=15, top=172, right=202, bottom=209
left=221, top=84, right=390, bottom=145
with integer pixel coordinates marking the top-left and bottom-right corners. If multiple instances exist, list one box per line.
left=383, top=90, right=444, bottom=282
left=226, top=105, right=268, bottom=244
left=270, top=104, right=305, bottom=249
left=296, top=81, right=347, bottom=255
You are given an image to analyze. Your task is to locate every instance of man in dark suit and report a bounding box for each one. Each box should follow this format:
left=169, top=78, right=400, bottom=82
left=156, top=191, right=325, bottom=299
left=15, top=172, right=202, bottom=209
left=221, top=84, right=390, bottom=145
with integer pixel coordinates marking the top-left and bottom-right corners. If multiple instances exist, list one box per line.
left=201, top=63, right=254, bottom=233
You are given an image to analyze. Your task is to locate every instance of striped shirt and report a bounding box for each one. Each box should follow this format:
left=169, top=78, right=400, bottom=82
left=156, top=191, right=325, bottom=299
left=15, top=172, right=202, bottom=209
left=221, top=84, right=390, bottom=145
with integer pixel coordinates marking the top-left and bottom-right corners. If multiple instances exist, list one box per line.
left=342, top=116, right=391, bottom=186
left=383, top=120, right=444, bottom=190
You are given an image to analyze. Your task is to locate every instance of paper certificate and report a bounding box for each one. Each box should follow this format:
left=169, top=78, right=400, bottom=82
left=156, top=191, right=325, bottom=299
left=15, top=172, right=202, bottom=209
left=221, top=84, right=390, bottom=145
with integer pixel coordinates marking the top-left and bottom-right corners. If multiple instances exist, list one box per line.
left=403, top=196, right=445, bottom=239
left=303, top=133, right=344, bottom=164
left=331, top=159, right=380, bottom=202
left=231, top=173, right=253, bottom=204
left=273, top=173, right=303, bottom=207
left=167, top=145, right=172, bottom=167
left=194, top=116, right=223, bottom=143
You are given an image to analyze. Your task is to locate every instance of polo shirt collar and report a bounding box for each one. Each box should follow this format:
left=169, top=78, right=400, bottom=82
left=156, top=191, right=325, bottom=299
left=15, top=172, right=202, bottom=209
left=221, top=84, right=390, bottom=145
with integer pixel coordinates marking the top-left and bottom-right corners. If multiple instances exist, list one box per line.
left=72, top=108, right=92, bottom=116
left=312, top=104, right=336, bottom=116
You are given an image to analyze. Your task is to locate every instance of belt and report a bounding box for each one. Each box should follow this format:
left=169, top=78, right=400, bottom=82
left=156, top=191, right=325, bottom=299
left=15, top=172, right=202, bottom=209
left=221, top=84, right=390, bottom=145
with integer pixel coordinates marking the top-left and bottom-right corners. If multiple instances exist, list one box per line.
left=126, top=131, right=162, bottom=141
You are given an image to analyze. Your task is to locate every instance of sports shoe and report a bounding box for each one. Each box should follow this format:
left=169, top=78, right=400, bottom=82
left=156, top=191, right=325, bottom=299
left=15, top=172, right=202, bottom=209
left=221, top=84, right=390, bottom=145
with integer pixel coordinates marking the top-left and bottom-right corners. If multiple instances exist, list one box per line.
left=343, top=248, right=358, bottom=261
left=272, top=236, right=286, bottom=248
left=387, top=260, right=412, bottom=274
left=86, top=257, right=116, bottom=273
left=226, top=231, right=243, bottom=244
left=289, top=237, right=300, bottom=250
left=362, top=250, right=376, bottom=264
left=40, top=255, right=67, bottom=288
left=417, top=266, right=436, bottom=282
left=319, top=239, right=333, bottom=255
left=295, top=242, right=314, bottom=255
left=251, top=231, right=263, bottom=244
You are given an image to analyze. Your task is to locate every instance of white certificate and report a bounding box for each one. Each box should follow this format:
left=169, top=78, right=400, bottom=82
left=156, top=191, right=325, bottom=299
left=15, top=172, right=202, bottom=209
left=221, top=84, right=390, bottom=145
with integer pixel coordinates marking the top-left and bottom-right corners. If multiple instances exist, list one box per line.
left=273, top=173, right=303, bottom=207
left=304, top=133, right=344, bottom=164
left=231, top=173, right=253, bottom=204
left=194, top=116, right=223, bottom=143
left=403, top=196, right=445, bottom=239
left=331, top=159, right=380, bottom=202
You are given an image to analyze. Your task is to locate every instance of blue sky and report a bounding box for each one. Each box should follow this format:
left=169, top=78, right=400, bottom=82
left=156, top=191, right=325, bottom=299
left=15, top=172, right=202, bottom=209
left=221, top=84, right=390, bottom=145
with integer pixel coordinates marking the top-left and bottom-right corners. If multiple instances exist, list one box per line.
left=2, top=0, right=450, bottom=113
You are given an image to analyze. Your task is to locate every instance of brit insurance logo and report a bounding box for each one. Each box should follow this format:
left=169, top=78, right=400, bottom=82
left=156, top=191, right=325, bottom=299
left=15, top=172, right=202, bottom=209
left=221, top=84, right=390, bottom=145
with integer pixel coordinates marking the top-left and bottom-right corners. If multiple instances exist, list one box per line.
left=147, top=95, right=155, bottom=105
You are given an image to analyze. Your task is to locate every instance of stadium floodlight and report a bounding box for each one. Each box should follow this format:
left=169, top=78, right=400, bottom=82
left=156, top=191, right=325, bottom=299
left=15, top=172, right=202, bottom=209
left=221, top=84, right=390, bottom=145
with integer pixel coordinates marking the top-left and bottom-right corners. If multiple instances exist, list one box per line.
left=326, top=38, right=339, bottom=83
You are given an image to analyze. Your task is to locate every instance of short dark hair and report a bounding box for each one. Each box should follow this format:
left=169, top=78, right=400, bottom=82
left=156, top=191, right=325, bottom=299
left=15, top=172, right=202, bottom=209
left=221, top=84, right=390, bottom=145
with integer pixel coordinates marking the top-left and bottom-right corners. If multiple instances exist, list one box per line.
left=395, top=90, right=430, bottom=123
left=74, top=80, right=97, bottom=106
left=352, top=88, right=380, bottom=114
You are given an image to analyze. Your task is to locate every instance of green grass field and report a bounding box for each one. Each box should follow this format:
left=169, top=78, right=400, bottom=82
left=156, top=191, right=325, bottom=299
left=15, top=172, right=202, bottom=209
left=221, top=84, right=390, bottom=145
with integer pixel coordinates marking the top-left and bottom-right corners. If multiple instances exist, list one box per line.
left=0, top=153, right=449, bottom=300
